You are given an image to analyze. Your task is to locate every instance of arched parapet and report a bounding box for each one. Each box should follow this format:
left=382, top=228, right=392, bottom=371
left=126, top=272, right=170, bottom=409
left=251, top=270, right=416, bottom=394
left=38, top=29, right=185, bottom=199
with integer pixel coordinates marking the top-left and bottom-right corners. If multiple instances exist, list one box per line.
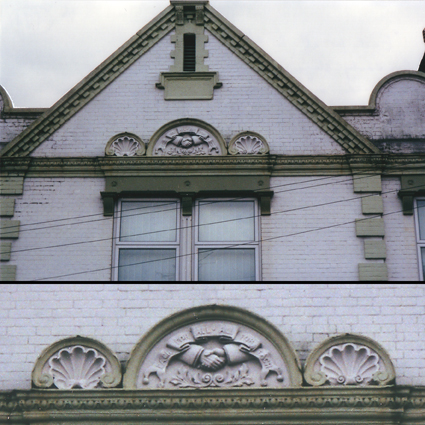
left=123, top=305, right=302, bottom=389
left=304, top=333, right=396, bottom=387
left=146, top=118, right=227, bottom=156
left=32, top=336, right=122, bottom=389
left=0, top=85, right=14, bottom=113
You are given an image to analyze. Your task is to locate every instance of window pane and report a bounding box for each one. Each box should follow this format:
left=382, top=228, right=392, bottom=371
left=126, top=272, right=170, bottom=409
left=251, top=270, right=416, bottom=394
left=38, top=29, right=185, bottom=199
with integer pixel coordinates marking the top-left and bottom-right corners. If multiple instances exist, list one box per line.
left=198, top=201, right=255, bottom=242
left=198, top=248, right=255, bottom=281
left=421, top=247, right=425, bottom=281
left=120, top=201, right=177, bottom=242
left=418, top=201, right=425, bottom=240
left=118, top=249, right=176, bottom=281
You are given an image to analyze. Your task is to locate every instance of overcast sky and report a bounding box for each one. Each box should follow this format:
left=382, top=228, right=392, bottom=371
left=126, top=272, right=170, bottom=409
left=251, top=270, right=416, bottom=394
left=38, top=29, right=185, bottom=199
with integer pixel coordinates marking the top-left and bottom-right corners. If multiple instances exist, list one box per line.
left=1, top=0, right=424, bottom=108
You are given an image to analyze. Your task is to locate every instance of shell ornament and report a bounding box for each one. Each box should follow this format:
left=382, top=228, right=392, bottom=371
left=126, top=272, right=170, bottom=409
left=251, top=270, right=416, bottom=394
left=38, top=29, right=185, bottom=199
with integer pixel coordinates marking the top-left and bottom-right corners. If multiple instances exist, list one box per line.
left=233, top=135, right=265, bottom=154
left=110, top=136, right=142, bottom=156
left=318, top=343, right=380, bottom=385
left=48, top=345, right=107, bottom=389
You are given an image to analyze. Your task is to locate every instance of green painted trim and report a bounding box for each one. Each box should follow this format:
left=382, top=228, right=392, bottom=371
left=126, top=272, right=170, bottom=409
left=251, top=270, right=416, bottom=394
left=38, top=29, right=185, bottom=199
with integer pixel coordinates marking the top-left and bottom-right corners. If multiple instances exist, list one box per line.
left=355, top=217, right=385, bottom=237
left=146, top=118, right=227, bottom=156
left=203, top=4, right=381, bottom=155
left=399, top=175, right=425, bottom=215
left=0, top=177, right=24, bottom=195
left=32, top=336, right=122, bottom=389
left=228, top=131, right=270, bottom=155
left=304, top=333, right=395, bottom=386
left=0, top=5, right=176, bottom=157
left=0, top=264, right=16, bottom=281
left=0, top=242, right=12, bottom=261
left=0, top=198, right=15, bottom=217
left=156, top=72, right=222, bottom=100
left=364, top=240, right=387, bottom=259
left=0, top=220, right=20, bottom=239
left=353, top=174, right=382, bottom=193
left=358, top=263, right=388, bottom=281
left=2, top=386, right=424, bottom=425
left=362, top=196, right=383, bottom=214
left=123, top=304, right=302, bottom=388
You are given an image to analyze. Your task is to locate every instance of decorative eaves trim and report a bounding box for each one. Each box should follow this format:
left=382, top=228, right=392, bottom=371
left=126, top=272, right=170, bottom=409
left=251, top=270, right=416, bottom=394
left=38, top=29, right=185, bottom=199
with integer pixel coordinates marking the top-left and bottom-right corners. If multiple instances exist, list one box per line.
left=203, top=5, right=381, bottom=155
left=0, top=5, right=176, bottom=158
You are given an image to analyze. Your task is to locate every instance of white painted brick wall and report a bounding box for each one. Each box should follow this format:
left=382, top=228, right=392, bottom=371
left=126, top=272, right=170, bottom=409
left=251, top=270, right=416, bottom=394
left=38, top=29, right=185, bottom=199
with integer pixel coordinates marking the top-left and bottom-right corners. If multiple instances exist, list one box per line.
left=31, top=30, right=345, bottom=157
left=0, top=284, right=424, bottom=390
left=342, top=77, right=425, bottom=140
left=11, top=178, right=112, bottom=281
left=382, top=177, right=419, bottom=280
left=262, top=176, right=365, bottom=281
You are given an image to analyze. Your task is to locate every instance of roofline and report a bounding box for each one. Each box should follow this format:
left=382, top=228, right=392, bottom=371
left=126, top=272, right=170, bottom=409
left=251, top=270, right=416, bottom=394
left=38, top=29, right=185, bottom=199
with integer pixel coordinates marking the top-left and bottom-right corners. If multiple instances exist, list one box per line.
left=332, top=70, right=425, bottom=114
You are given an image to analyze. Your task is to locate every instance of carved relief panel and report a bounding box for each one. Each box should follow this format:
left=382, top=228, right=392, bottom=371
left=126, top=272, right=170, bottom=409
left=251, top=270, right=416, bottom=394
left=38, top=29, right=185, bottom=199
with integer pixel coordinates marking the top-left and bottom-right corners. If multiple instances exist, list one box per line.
left=147, top=119, right=227, bottom=156
left=124, top=305, right=302, bottom=389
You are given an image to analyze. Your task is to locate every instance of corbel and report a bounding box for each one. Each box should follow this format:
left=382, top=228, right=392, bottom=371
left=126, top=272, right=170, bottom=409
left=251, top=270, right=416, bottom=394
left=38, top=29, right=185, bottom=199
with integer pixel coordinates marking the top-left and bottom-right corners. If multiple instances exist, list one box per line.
left=195, top=5, right=204, bottom=25
left=398, top=175, right=425, bottom=215
left=175, top=5, right=184, bottom=25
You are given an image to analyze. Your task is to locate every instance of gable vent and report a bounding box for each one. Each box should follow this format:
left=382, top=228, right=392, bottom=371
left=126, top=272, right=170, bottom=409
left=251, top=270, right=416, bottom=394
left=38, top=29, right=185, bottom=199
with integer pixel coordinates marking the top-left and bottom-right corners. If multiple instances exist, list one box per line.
left=183, top=33, right=196, bottom=71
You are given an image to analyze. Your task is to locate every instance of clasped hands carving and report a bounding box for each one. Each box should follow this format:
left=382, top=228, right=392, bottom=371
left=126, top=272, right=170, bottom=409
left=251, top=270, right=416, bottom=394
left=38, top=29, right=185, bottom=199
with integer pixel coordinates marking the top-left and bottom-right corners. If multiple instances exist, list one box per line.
left=199, top=348, right=226, bottom=371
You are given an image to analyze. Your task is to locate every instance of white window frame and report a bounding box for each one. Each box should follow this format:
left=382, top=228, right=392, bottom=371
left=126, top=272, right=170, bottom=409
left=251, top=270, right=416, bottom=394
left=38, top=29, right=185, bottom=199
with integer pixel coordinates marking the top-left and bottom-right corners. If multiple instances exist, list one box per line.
left=112, top=199, right=181, bottom=281
left=112, top=197, right=261, bottom=281
left=193, top=198, right=261, bottom=281
left=414, top=197, right=425, bottom=281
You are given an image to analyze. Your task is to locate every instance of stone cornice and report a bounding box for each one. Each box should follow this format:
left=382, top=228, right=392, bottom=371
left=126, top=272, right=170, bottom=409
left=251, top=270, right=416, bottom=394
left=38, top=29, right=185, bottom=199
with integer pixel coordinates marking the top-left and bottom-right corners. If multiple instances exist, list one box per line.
left=0, top=6, right=176, bottom=158
left=0, top=387, right=424, bottom=424
left=2, top=155, right=425, bottom=178
left=203, top=5, right=381, bottom=155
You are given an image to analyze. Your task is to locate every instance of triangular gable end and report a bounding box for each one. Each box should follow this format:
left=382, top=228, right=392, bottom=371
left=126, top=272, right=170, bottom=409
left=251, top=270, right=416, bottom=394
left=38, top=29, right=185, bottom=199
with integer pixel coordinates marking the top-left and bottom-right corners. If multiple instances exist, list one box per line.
left=0, top=1, right=380, bottom=157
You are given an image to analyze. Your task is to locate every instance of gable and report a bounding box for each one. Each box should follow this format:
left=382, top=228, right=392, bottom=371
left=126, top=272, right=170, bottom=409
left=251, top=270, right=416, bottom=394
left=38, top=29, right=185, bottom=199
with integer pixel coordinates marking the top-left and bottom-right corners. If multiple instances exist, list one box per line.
left=0, top=1, right=380, bottom=157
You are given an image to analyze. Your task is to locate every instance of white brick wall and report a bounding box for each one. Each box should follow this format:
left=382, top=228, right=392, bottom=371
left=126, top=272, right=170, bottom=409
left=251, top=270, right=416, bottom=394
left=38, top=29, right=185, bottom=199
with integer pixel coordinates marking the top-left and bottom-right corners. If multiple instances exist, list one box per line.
left=31, top=30, right=345, bottom=157
left=382, top=177, right=419, bottom=280
left=11, top=178, right=112, bottom=281
left=0, top=284, right=424, bottom=390
left=262, top=176, right=364, bottom=281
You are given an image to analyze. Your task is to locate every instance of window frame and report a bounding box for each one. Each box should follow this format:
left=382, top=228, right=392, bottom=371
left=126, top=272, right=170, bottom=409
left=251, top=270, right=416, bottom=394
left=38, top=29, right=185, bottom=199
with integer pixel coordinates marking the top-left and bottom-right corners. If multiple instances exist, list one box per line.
left=413, top=197, right=425, bottom=280
left=112, top=197, right=261, bottom=281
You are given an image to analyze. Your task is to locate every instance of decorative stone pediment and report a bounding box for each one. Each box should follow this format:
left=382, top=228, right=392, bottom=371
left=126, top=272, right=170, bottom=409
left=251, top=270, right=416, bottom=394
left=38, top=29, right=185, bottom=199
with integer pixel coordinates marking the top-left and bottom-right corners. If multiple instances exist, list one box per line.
left=123, top=305, right=302, bottom=388
left=105, top=133, right=145, bottom=157
left=32, top=336, right=122, bottom=389
left=304, top=334, right=396, bottom=386
left=228, top=131, right=270, bottom=155
left=147, top=119, right=226, bottom=156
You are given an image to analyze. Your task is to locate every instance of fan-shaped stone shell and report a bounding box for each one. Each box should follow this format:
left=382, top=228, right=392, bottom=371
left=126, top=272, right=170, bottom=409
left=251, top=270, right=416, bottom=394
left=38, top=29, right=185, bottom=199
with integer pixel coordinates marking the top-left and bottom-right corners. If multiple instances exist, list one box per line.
left=234, top=136, right=264, bottom=154
left=48, top=345, right=107, bottom=389
left=110, top=137, right=141, bottom=156
left=319, top=343, right=380, bottom=385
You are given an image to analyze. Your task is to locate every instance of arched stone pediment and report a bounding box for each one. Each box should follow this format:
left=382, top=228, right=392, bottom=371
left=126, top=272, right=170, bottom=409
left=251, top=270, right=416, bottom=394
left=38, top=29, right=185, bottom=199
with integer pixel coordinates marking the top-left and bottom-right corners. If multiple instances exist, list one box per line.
left=303, top=333, right=396, bottom=387
left=32, top=336, right=122, bottom=389
left=123, top=305, right=302, bottom=389
left=146, top=118, right=227, bottom=156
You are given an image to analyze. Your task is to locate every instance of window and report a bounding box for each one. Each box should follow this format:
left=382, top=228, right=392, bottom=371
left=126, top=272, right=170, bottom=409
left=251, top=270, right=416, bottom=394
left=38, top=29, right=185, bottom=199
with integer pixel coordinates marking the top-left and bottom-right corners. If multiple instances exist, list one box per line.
left=113, top=198, right=260, bottom=281
left=414, top=199, right=425, bottom=280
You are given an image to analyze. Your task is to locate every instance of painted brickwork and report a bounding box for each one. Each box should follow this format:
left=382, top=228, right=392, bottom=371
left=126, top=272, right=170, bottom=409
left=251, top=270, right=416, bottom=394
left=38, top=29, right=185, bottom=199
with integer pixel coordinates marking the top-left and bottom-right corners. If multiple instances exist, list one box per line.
left=0, top=283, right=424, bottom=391
left=10, top=178, right=112, bottom=281
left=31, top=30, right=345, bottom=157
left=343, top=77, right=425, bottom=141
left=262, top=177, right=365, bottom=281
left=382, top=177, right=419, bottom=280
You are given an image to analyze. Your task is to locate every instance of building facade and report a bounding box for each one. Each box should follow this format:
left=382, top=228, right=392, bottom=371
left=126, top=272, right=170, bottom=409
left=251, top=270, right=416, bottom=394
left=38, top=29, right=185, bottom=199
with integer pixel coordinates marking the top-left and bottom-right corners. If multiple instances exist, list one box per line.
left=1, top=0, right=425, bottom=281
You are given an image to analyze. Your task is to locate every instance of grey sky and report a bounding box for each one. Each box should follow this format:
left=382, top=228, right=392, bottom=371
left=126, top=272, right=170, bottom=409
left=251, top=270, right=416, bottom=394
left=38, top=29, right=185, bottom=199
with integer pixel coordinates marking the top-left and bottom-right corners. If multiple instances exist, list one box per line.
left=1, top=0, right=424, bottom=108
